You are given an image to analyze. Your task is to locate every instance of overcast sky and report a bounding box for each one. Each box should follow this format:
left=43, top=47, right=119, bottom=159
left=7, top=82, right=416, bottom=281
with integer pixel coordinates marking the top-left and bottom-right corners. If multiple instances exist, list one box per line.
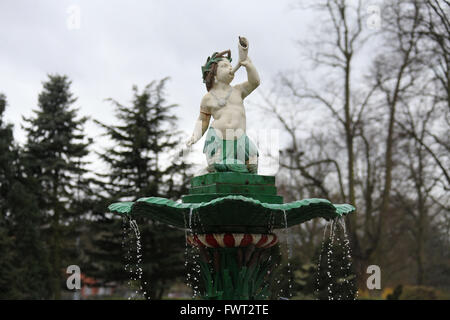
left=0, top=0, right=373, bottom=175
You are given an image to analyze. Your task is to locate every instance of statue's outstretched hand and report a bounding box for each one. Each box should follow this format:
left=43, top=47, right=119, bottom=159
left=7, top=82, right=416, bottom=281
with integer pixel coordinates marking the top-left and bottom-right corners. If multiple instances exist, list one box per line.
left=186, top=136, right=196, bottom=147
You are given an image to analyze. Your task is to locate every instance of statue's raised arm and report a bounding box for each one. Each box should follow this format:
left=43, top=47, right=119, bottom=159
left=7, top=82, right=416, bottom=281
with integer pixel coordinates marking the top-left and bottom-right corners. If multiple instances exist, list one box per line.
left=233, top=37, right=260, bottom=99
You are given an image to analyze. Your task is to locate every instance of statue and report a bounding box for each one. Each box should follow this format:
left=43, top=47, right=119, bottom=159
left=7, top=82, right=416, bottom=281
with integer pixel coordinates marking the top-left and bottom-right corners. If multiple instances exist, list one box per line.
left=186, top=36, right=260, bottom=174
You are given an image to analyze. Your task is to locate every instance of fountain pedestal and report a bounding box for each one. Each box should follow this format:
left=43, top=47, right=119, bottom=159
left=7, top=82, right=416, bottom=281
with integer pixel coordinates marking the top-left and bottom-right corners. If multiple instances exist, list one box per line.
left=182, top=172, right=283, bottom=204
left=184, top=172, right=281, bottom=299
left=109, top=172, right=355, bottom=299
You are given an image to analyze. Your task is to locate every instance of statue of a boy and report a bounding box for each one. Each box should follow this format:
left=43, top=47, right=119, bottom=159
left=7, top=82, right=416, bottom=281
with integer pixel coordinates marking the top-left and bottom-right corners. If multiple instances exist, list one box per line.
left=186, top=37, right=260, bottom=174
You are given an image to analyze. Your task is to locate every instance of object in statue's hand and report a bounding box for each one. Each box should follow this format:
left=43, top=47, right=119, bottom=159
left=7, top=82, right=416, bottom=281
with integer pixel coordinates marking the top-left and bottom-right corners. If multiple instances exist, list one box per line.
left=232, top=36, right=249, bottom=75
left=238, top=36, right=249, bottom=61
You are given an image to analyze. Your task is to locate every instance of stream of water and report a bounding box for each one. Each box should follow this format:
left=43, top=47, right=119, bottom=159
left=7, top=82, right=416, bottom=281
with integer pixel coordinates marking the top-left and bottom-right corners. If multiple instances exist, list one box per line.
left=283, top=210, right=294, bottom=299
left=185, top=207, right=202, bottom=298
left=122, top=217, right=148, bottom=300
left=315, top=217, right=358, bottom=300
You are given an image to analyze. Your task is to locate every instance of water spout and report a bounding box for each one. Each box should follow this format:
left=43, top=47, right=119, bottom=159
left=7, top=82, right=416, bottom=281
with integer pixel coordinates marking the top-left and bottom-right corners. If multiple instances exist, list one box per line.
left=128, top=219, right=148, bottom=300
left=283, top=210, right=293, bottom=299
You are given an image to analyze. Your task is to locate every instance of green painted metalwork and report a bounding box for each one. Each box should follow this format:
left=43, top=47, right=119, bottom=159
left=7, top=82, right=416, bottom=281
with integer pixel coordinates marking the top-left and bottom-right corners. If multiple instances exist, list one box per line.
left=190, top=172, right=275, bottom=187
left=183, top=172, right=282, bottom=204
left=181, top=172, right=283, bottom=204
left=109, top=172, right=356, bottom=299
left=197, top=247, right=272, bottom=300
left=181, top=193, right=284, bottom=205
left=109, top=195, right=354, bottom=234
left=189, top=184, right=277, bottom=195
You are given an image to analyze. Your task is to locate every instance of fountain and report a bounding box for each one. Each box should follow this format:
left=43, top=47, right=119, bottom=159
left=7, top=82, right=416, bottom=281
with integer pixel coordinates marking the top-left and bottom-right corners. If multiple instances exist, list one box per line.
left=108, top=36, right=355, bottom=300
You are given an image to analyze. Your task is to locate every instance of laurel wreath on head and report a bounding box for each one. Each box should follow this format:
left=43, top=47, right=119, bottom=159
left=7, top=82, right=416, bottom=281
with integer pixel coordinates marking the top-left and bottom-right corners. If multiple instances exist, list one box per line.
left=201, top=51, right=232, bottom=83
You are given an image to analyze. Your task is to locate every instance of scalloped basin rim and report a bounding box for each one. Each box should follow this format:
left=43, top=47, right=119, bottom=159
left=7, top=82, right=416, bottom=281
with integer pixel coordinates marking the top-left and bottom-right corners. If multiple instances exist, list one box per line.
left=108, top=195, right=355, bottom=232
left=108, top=195, right=355, bottom=215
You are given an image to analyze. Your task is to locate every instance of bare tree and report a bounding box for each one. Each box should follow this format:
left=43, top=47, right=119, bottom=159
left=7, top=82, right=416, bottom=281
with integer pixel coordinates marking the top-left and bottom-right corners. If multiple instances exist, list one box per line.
left=422, top=0, right=450, bottom=111
left=258, top=0, right=450, bottom=292
left=398, top=0, right=450, bottom=187
left=364, top=0, right=425, bottom=259
left=393, top=92, right=448, bottom=285
left=259, top=0, right=380, bottom=287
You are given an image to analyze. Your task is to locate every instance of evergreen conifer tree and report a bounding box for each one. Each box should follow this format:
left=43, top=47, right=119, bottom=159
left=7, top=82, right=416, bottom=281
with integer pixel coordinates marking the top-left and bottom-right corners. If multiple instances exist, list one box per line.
left=0, top=93, right=14, bottom=218
left=0, top=93, right=18, bottom=299
left=91, top=78, right=192, bottom=299
left=0, top=93, right=52, bottom=299
left=22, top=75, right=91, bottom=299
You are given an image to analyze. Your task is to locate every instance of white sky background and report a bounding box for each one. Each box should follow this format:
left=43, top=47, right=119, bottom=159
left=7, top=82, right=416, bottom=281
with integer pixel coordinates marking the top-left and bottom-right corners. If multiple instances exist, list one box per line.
left=0, top=0, right=379, bottom=176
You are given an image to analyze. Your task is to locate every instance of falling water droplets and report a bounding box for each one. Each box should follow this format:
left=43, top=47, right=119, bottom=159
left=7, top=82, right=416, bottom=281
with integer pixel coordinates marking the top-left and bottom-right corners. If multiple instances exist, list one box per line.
left=326, top=219, right=337, bottom=299
left=183, top=208, right=192, bottom=293
left=283, top=210, right=293, bottom=299
left=184, top=207, right=203, bottom=299
left=125, top=218, right=148, bottom=300
left=337, top=217, right=358, bottom=299
left=315, top=217, right=358, bottom=300
left=122, top=217, right=139, bottom=299
left=315, top=220, right=330, bottom=299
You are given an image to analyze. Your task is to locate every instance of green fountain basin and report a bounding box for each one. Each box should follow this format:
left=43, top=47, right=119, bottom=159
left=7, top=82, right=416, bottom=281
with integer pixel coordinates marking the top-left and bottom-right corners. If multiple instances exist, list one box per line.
left=109, top=195, right=354, bottom=234
left=109, top=172, right=354, bottom=233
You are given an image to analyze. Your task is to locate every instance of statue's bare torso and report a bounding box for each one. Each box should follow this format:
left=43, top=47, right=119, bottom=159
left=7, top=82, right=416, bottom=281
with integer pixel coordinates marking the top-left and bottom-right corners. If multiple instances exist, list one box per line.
left=203, top=84, right=247, bottom=140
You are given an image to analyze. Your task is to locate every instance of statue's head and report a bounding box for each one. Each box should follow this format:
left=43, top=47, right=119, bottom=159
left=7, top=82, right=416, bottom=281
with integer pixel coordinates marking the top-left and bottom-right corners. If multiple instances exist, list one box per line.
left=202, top=50, right=233, bottom=91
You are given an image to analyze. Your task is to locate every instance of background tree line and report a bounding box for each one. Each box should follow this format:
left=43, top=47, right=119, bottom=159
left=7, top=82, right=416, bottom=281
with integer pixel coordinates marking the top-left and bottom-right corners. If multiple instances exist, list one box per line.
left=258, top=0, right=449, bottom=298
left=0, top=75, right=192, bottom=299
